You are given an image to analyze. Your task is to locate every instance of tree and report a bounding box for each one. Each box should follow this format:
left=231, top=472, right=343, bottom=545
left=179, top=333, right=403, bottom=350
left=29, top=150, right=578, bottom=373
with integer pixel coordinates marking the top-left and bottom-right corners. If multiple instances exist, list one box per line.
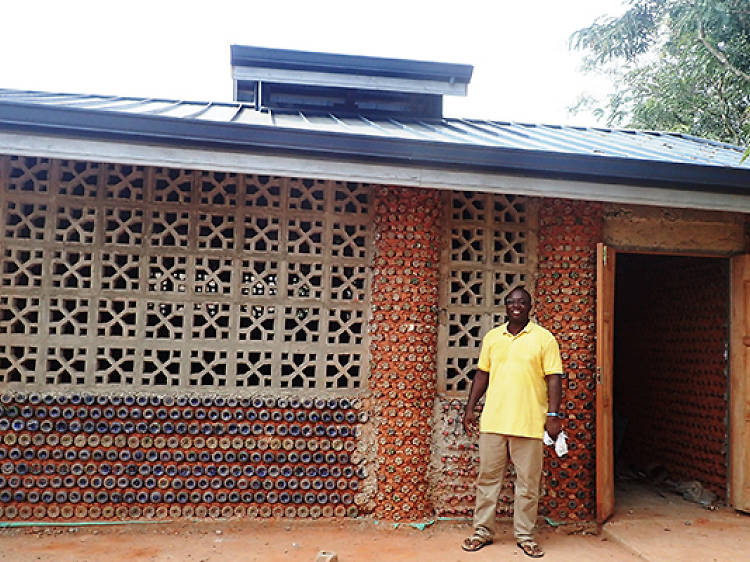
left=571, top=0, right=750, bottom=158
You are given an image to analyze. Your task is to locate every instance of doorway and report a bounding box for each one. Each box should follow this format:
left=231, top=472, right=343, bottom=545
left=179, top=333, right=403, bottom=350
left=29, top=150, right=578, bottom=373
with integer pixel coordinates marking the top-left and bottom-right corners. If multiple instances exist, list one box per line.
left=611, top=253, right=729, bottom=512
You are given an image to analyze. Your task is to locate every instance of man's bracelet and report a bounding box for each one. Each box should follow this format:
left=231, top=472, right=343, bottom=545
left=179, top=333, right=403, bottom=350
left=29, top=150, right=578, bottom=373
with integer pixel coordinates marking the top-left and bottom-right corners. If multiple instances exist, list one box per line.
left=546, top=412, right=564, bottom=419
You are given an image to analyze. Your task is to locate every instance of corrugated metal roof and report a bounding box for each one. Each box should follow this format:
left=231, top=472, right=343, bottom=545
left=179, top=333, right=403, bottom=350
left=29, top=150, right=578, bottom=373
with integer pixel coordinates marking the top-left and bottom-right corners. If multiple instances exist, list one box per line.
left=0, top=88, right=748, bottom=194
left=1, top=88, right=745, bottom=169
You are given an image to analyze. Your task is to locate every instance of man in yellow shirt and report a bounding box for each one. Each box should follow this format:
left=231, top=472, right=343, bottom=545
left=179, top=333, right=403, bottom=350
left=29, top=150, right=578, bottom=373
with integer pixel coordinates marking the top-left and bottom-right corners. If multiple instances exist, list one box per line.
left=461, top=287, right=562, bottom=558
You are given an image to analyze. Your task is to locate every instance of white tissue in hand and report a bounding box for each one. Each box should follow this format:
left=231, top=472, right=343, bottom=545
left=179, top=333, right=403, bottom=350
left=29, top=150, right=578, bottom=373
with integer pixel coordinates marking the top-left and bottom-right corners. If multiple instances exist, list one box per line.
left=543, top=430, right=568, bottom=457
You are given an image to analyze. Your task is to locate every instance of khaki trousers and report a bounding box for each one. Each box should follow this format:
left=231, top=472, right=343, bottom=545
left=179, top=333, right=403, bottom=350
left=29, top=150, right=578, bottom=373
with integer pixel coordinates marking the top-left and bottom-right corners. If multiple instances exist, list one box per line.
left=472, top=432, right=543, bottom=542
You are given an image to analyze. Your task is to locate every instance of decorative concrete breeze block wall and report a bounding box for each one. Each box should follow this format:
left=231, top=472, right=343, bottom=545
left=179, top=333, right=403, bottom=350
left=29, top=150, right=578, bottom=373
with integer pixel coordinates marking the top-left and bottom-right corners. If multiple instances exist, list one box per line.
left=0, top=155, right=375, bottom=522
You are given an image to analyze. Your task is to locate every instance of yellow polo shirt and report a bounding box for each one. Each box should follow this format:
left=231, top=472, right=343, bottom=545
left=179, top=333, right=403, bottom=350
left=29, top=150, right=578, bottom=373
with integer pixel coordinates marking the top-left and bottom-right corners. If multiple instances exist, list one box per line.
left=478, top=322, right=562, bottom=439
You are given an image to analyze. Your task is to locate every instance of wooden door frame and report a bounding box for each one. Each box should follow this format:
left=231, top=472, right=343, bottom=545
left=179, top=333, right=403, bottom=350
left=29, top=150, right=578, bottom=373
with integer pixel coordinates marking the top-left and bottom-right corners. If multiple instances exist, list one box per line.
left=596, top=247, right=734, bottom=522
left=730, top=255, right=750, bottom=511
left=595, top=244, right=616, bottom=523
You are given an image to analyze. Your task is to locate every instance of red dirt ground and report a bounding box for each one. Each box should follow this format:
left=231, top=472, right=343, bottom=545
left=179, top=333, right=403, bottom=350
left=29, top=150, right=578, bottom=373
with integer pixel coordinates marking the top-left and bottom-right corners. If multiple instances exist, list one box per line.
left=0, top=518, right=639, bottom=562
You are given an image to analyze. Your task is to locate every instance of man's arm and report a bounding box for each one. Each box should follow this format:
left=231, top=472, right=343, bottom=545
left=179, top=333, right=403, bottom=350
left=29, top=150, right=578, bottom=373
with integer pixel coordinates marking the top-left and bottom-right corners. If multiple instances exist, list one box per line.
left=545, top=373, right=562, bottom=438
left=462, top=369, right=489, bottom=436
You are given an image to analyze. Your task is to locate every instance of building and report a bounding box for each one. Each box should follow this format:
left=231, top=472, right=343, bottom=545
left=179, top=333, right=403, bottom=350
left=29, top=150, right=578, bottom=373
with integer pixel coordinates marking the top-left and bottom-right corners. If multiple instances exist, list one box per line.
left=0, top=46, right=749, bottom=524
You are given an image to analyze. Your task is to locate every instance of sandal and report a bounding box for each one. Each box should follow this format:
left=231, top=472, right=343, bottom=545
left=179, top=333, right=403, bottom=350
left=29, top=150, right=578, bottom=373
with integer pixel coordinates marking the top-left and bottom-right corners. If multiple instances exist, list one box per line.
left=461, top=533, right=493, bottom=552
left=516, top=540, right=544, bottom=558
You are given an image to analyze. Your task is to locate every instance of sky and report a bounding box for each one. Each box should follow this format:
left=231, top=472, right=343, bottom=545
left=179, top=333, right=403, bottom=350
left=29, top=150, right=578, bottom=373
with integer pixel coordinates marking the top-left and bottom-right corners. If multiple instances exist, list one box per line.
left=1, top=0, right=627, bottom=126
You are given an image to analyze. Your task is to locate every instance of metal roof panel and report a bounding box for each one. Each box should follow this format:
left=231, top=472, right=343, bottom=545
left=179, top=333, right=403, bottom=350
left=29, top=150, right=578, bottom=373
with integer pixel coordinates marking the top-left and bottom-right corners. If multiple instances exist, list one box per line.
left=0, top=88, right=747, bottom=191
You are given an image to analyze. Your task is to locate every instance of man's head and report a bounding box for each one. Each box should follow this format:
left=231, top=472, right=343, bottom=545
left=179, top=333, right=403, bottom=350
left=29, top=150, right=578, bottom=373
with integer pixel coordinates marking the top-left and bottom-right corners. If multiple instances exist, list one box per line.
left=504, top=287, right=532, bottom=324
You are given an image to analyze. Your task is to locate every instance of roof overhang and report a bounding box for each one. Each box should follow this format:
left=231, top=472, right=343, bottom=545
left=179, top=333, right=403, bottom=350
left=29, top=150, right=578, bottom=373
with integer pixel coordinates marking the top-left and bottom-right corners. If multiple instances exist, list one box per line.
left=2, top=129, right=749, bottom=214
left=230, top=45, right=474, bottom=84
left=0, top=100, right=749, bottom=199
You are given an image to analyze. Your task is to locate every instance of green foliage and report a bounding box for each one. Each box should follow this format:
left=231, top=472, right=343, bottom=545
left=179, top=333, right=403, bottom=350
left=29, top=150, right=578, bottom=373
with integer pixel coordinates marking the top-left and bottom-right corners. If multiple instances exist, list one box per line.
left=571, top=0, right=750, bottom=155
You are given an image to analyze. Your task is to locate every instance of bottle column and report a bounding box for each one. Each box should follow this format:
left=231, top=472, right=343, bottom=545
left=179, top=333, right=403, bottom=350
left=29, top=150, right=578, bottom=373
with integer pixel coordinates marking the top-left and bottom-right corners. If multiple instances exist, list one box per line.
left=369, top=186, right=441, bottom=521
left=535, top=198, right=602, bottom=522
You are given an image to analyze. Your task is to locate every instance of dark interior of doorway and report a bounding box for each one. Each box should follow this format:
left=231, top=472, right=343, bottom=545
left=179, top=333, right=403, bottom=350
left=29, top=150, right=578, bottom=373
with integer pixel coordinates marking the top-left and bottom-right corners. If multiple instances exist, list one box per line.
left=612, top=253, right=729, bottom=509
